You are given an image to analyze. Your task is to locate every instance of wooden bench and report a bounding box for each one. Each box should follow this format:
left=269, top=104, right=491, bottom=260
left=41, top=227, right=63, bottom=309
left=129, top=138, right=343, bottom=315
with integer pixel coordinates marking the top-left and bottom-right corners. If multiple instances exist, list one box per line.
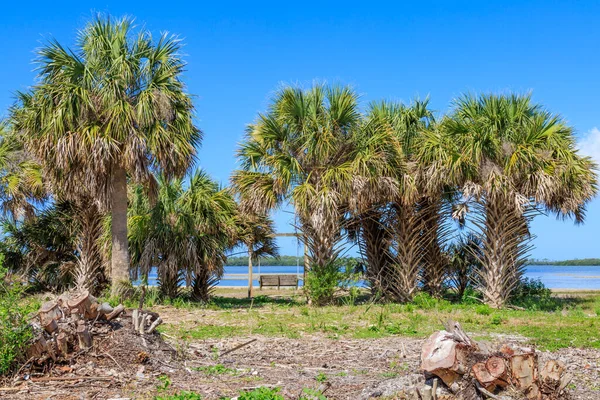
left=259, top=274, right=299, bottom=290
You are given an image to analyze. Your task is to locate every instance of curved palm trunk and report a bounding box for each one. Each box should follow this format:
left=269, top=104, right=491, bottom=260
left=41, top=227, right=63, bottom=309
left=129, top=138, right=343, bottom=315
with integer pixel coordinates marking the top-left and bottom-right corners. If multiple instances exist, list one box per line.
left=110, top=165, right=130, bottom=295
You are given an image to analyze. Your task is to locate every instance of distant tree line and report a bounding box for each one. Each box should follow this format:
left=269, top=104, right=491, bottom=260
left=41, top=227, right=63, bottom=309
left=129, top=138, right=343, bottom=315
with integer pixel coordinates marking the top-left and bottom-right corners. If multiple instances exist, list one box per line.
left=226, top=255, right=304, bottom=266
left=528, top=258, right=600, bottom=266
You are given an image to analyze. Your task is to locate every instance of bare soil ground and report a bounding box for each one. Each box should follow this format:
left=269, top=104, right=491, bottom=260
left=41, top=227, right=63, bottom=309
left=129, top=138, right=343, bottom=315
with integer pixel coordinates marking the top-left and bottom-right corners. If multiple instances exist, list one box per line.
left=2, top=308, right=599, bottom=400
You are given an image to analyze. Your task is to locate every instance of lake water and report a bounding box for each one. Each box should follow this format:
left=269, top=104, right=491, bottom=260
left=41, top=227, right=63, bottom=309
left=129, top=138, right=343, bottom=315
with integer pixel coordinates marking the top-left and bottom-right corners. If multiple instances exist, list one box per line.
left=141, top=265, right=600, bottom=290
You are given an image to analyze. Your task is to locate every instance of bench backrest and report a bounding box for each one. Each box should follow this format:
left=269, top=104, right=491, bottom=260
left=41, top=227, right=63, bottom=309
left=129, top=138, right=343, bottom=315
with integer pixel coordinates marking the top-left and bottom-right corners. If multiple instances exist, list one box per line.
left=259, top=275, right=298, bottom=286
left=260, top=275, right=280, bottom=286
left=278, top=275, right=298, bottom=286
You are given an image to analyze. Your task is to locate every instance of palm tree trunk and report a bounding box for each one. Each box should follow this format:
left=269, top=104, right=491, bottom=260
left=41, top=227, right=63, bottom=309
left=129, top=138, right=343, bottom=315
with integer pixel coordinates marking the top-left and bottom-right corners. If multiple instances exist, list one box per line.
left=479, top=196, right=530, bottom=308
left=110, top=165, right=130, bottom=295
left=420, top=198, right=448, bottom=298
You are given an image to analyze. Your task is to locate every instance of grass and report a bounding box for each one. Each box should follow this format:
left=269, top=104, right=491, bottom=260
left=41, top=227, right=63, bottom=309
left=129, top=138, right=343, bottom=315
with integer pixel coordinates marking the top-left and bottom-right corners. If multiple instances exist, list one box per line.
left=158, top=289, right=600, bottom=351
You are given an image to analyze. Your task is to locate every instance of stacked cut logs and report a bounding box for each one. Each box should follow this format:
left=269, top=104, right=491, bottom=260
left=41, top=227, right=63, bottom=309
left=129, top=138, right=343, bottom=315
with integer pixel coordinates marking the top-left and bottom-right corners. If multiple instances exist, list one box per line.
left=421, top=321, right=571, bottom=400
left=26, top=290, right=125, bottom=364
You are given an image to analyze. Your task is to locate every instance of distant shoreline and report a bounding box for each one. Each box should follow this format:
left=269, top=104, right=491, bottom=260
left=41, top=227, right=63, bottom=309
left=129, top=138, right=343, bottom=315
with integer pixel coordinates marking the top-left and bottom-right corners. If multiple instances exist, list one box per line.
left=528, top=258, right=600, bottom=266
left=226, top=256, right=600, bottom=267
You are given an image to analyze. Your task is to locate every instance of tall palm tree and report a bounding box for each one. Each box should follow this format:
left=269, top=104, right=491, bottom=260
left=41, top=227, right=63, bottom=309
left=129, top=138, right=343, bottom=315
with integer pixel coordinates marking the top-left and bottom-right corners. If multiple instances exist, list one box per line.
left=426, top=93, right=597, bottom=307
left=10, top=16, right=200, bottom=295
left=129, top=170, right=237, bottom=299
left=351, top=99, right=449, bottom=302
left=232, top=84, right=361, bottom=273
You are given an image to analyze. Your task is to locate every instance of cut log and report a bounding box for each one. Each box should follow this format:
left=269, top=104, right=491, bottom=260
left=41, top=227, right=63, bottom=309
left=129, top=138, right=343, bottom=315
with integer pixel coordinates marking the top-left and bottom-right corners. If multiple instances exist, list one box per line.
left=97, top=302, right=113, bottom=318
left=510, top=352, right=537, bottom=389
left=68, top=291, right=94, bottom=320
left=39, top=301, right=61, bottom=326
left=138, top=313, right=146, bottom=334
left=56, top=332, right=68, bottom=357
left=539, top=360, right=566, bottom=395
left=132, top=309, right=139, bottom=330
left=106, top=304, right=124, bottom=321
left=43, top=318, right=58, bottom=334
left=420, top=330, right=472, bottom=390
left=472, top=356, right=508, bottom=391
left=510, top=352, right=540, bottom=399
left=26, top=336, right=48, bottom=359
left=76, top=321, right=92, bottom=350
left=146, top=317, right=162, bottom=334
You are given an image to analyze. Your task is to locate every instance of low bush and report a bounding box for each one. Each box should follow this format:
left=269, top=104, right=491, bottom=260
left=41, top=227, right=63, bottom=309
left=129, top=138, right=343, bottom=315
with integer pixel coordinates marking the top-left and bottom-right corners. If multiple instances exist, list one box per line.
left=237, top=386, right=285, bottom=400
left=0, top=256, right=35, bottom=375
left=304, top=258, right=362, bottom=306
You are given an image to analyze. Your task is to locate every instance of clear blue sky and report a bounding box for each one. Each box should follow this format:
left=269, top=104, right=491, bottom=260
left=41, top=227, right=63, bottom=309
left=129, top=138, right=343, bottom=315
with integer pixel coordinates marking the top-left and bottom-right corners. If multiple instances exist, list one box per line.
left=2, top=1, right=599, bottom=260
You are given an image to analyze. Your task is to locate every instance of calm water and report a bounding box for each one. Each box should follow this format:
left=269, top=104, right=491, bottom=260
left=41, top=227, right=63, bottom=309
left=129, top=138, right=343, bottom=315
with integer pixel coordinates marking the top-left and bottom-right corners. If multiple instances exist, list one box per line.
left=141, top=265, right=600, bottom=290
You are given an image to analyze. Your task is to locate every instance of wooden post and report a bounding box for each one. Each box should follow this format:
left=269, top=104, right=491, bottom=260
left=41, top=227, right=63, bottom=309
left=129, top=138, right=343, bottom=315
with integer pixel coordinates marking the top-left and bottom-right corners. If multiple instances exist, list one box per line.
left=303, top=238, right=308, bottom=284
left=248, top=250, right=253, bottom=299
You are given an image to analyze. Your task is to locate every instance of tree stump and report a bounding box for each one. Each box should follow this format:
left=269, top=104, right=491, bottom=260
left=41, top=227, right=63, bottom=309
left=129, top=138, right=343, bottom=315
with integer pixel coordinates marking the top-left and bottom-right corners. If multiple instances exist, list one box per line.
left=420, top=331, right=472, bottom=390
left=56, top=332, right=68, bottom=357
left=472, top=356, right=509, bottom=391
left=68, top=291, right=94, bottom=320
left=539, top=360, right=566, bottom=395
left=76, top=321, right=92, bottom=349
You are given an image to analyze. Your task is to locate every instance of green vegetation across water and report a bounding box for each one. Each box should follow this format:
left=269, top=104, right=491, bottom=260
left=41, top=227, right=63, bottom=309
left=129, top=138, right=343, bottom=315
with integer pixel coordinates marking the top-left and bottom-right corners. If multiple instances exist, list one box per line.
left=528, top=258, right=600, bottom=266
left=226, top=255, right=303, bottom=266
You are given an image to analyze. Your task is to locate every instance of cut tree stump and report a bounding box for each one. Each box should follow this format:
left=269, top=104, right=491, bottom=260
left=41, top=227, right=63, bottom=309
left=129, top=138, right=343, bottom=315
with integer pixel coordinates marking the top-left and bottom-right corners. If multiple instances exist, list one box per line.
left=539, top=360, right=566, bottom=395
left=472, top=356, right=509, bottom=391
left=420, top=323, right=570, bottom=400
left=420, top=330, right=472, bottom=390
left=76, top=321, right=92, bottom=350
left=56, top=332, right=68, bottom=357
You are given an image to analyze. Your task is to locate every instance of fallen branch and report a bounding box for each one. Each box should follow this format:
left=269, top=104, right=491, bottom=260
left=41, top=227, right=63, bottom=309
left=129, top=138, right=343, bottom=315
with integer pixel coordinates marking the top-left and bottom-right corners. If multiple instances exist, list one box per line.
left=220, top=338, right=258, bottom=357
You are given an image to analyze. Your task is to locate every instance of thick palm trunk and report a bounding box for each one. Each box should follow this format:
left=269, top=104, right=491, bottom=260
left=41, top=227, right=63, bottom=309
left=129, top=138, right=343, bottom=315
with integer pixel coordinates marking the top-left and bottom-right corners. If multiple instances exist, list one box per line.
left=74, top=199, right=105, bottom=294
left=358, top=210, right=392, bottom=296
left=110, top=165, right=130, bottom=295
left=420, top=198, right=448, bottom=299
left=383, top=203, right=424, bottom=302
left=479, top=196, right=530, bottom=308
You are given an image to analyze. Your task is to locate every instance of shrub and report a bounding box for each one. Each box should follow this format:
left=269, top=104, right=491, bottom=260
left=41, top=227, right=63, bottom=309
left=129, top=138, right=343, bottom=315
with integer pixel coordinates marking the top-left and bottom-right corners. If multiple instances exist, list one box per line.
left=238, top=387, right=285, bottom=400
left=0, top=256, right=35, bottom=375
left=304, top=258, right=362, bottom=306
left=513, top=278, right=551, bottom=299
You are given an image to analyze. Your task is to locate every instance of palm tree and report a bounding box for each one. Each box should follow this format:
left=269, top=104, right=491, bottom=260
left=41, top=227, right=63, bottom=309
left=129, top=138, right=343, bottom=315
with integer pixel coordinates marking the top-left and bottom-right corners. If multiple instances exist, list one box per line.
left=427, top=93, right=597, bottom=307
left=232, top=84, right=361, bottom=274
left=351, top=99, right=450, bottom=302
left=0, top=124, right=46, bottom=222
left=129, top=170, right=237, bottom=299
left=234, top=209, right=279, bottom=298
left=447, top=232, right=482, bottom=298
left=10, top=15, right=200, bottom=295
